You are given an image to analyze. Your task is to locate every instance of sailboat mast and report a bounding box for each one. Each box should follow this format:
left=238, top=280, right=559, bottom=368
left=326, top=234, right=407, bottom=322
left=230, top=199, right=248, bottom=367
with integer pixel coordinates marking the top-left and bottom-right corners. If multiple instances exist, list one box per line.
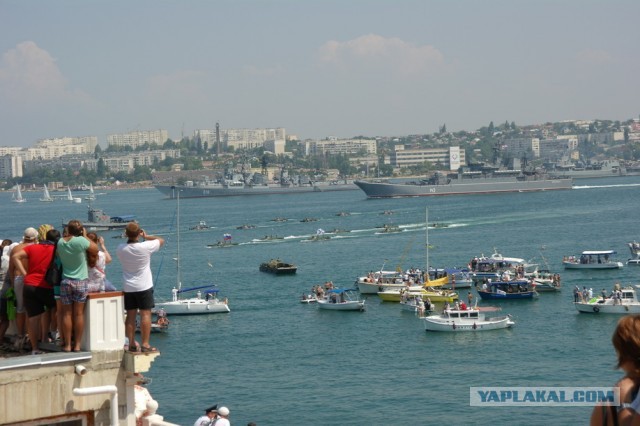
left=177, top=190, right=181, bottom=290
left=426, top=207, right=429, bottom=274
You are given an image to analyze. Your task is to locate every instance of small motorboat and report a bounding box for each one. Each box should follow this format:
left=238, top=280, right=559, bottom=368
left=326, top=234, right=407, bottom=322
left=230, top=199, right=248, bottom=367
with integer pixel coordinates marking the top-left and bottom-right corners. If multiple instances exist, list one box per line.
left=562, top=250, right=624, bottom=270
left=575, top=284, right=640, bottom=314
left=423, top=306, right=515, bottom=332
left=190, top=220, right=211, bottom=230
left=317, top=288, right=365, bottom=311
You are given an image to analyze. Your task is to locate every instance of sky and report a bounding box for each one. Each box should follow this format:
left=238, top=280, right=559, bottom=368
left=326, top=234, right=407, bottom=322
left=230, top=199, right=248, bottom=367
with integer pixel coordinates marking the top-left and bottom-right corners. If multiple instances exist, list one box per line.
left=0, top=0, right=638, bottom=148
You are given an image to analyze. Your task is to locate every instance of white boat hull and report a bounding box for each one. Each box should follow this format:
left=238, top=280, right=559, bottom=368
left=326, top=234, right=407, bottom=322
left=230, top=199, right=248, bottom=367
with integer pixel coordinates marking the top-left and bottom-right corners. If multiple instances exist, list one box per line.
left=423, top=315, right=514, bottom=332
left=155, top=298, right=230, bottom=315
left=317, top=300, right=365, bottom=311
left=575, top=301, right=640, bottom=314
left=563, top=261, right=623, bottom=270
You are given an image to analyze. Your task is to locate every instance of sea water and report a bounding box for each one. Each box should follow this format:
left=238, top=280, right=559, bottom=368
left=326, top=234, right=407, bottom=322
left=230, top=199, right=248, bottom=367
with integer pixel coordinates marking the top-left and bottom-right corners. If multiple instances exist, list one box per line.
left=2, top=178, right=640, bottom=425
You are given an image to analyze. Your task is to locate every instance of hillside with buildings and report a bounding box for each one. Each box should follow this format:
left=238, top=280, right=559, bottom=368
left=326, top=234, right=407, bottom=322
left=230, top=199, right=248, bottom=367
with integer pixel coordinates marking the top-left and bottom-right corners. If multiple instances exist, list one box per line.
left=2, top=117, right=640, bottom=189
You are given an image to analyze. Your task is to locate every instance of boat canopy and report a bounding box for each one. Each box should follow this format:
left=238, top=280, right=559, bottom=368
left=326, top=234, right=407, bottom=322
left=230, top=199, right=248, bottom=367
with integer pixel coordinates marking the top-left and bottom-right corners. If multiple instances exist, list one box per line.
left=111, top=215, right=136, bottom=223
left=177, top=285, right=219, bottom=294
left=581, top=250, right=617, bottom=255
left=327, top=288, right=358, bottom=294
left=489, top=279, right=529, bottom=286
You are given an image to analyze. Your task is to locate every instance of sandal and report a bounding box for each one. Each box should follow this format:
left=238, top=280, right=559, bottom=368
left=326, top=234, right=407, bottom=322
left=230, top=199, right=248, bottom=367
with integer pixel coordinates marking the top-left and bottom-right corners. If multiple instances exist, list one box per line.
left=140, top=346, right=158, bottom=353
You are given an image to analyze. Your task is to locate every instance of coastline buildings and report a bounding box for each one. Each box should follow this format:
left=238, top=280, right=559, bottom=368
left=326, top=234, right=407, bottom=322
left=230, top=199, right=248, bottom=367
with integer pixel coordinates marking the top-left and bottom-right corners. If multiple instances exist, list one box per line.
left=194, top=127, right=287, bottom=153
left=107, top=130, right=169, bottom=149
left=388, top=145, right=463, bottom=171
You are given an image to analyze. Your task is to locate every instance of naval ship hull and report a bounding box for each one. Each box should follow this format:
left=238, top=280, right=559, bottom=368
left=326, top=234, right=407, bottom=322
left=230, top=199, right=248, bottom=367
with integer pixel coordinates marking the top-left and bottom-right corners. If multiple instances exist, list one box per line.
left=155, top=181, right=358, bottom=199
left=354, top=177, right=573, bottom=198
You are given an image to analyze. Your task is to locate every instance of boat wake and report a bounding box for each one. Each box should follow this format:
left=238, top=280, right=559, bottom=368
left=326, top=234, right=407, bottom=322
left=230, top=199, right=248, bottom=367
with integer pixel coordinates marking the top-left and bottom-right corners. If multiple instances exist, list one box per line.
left=573, top=183, right=640, bottom=190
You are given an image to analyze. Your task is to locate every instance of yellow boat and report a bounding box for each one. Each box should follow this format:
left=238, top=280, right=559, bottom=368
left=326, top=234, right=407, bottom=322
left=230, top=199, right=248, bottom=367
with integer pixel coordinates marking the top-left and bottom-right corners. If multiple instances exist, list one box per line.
left=377, top=278, right=458, bottom=303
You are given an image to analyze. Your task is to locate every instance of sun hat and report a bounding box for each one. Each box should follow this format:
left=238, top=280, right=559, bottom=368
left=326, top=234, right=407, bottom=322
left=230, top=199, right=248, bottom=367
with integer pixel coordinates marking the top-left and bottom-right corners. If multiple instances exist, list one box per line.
left=218, top=406, right=229, bottom=416
left=23, top=227, right=38, bottom=242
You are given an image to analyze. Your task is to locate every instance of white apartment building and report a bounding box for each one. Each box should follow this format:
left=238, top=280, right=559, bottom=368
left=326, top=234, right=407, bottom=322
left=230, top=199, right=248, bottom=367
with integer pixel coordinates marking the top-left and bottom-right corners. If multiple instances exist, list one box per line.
left=0, top=154, right=23, bottom=179
left=303, top=139, right=377, bottom=156
left=107, top=130, right=169, bottom=149
left=100, top=150, right=181, bottom=173
left=194, top=127, right=286, bottom=151
left=390, top=146, right=464, bottom=171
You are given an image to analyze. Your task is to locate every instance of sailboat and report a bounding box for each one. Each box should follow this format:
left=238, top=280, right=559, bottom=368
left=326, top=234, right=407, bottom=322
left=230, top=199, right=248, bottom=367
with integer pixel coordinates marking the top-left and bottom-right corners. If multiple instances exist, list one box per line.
left=40, top=185, right=54, bottom=202
left=155, top=189, right=230, bottom=315
left=67, top=187, right=82, bottom=203
left=84, top=183, right=96, bottom=200
left=11, top=185, right=26, bottom=203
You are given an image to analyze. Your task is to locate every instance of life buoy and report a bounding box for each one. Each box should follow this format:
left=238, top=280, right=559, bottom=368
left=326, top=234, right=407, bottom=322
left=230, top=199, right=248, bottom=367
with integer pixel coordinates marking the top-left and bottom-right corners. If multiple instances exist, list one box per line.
left=593, top=306, right=600, bottom=313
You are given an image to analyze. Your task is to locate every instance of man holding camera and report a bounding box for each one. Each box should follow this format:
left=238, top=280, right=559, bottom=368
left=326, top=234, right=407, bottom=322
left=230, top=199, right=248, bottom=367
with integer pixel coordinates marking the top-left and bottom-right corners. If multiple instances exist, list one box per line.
left=117, top=222, right=164, bottom=353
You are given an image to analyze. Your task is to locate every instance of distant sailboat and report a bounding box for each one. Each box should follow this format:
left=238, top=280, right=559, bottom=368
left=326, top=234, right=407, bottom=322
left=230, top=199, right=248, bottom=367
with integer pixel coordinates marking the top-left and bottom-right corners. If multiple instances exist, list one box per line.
left=11, top=185, right=26, bottom=203
left=40, top=185, right=54, bottom=202
left=84, top=183, right=96, bottom=200
left=67, top=187, right=82, bottom=203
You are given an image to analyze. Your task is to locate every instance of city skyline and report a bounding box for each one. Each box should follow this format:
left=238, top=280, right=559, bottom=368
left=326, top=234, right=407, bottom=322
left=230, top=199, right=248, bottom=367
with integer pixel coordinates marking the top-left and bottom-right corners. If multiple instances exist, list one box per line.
left=1, top=0, right=638, bottom=148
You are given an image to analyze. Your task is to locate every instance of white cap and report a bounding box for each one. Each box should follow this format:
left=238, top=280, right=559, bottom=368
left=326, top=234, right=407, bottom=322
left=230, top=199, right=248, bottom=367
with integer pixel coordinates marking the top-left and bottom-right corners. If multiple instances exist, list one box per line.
left=218, top=406, right=229, bottom=416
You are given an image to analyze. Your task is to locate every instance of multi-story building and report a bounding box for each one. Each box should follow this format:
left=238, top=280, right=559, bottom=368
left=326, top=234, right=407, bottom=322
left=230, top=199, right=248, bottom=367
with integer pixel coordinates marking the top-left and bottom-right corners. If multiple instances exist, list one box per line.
left=0, top=154, right=23, bottom=179
left=194, top=127, right=286, bottom=151
left=107, top=130, right=169, bottom=149
left=389, top=146, right=464, bottom=171
left=302, top=138, right=377, bottom=156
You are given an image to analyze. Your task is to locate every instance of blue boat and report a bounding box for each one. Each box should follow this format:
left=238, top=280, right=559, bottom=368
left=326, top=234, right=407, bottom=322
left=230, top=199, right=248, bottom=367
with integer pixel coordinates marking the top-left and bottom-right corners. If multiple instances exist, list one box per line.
left=476, top=279, right=536, bottom=300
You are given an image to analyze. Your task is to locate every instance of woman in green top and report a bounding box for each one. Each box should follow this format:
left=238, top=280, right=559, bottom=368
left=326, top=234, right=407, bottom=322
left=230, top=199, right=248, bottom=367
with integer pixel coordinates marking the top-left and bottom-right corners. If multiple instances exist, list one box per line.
left=56, top=220, right=98, bottom=352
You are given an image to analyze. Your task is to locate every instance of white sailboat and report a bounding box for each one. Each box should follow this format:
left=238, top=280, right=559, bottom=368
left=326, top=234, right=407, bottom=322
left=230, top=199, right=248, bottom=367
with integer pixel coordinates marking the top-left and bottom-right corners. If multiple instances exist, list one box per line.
left=84, top=183, right=96, bottom=200
left=11, top=185, right=26, bottom=203
left=155, top=190, right=230, bottom=315
left=67, top=186, right=82, bottom=203
left=40, top=185, right=54, bottom=202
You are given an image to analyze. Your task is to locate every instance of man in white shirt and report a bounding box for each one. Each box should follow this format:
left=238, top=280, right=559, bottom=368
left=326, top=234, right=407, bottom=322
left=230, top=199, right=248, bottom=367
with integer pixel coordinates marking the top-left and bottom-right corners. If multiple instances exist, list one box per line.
left=116, top=222, right=164, bottom=353
left=193, top=405, right=217, bottom=426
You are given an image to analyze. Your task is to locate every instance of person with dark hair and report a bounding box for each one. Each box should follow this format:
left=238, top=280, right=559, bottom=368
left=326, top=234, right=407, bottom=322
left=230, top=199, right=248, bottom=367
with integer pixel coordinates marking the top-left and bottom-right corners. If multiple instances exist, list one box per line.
left=116, top=221, right=164, bottom=353
left=86, top=232, right=113, bottom=292
left=56, top=220, right=98, bottom=352
left=591, top=315, right=640, bottom=425
left=12, top=227, right=61, bottom=354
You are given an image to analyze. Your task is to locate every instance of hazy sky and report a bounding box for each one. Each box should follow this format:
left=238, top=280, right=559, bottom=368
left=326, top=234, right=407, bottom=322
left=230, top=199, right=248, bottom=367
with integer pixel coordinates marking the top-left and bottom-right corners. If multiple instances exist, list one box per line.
left=1, top=0, right=638, bottom=148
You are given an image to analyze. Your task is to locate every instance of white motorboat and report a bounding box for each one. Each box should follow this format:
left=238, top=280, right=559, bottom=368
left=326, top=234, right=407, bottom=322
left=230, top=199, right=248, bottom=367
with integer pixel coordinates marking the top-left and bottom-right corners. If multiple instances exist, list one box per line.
left=399, top=295, right=434, bottom=316
left=574, top=285, right=640, bottom=314
left=469, top=250, right=528, bottom=283
left=300, top=293, right=318, bottom=303
left=317, top=288, right=365, bottom=311
left=423, top=307, right=515, bottom=332
left=155, top=189, right=230, bottom=315
left=356, top=270, right=418, bottom=294
left=562, top=250, right=624, bottom=270
left=11, top=185, right=26, bottom=203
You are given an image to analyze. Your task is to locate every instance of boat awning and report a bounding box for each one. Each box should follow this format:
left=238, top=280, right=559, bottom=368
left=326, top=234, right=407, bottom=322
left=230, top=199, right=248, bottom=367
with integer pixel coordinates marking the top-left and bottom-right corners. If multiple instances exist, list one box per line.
left=327, top=288, right=358, bottom=294
left=111, top=215, right=136, bottom=223
left=581, top=250, right=617, bottom=255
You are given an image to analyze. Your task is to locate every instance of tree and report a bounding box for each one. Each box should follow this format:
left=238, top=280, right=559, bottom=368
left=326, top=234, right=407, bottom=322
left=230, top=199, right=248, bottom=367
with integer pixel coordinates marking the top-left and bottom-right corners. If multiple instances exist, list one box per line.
left=96, top=158, right=107, bottom=178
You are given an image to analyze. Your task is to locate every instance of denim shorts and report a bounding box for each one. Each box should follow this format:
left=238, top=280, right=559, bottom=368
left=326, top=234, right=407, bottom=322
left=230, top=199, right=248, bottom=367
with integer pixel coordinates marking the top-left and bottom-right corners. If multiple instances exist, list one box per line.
left=60, top=278, right=89, bottom=305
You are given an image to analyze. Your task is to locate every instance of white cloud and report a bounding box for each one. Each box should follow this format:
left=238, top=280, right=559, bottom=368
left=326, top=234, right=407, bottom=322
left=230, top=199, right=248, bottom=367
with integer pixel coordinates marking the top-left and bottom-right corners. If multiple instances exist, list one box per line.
left=317, top=34, right=444, bottom=75
left=0, top=41, right=91, bottom=106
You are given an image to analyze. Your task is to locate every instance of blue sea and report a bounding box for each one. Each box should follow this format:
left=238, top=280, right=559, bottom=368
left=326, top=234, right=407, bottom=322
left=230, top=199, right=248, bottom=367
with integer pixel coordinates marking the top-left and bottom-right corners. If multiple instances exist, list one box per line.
left=3, top=178, right=640, bottom=425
